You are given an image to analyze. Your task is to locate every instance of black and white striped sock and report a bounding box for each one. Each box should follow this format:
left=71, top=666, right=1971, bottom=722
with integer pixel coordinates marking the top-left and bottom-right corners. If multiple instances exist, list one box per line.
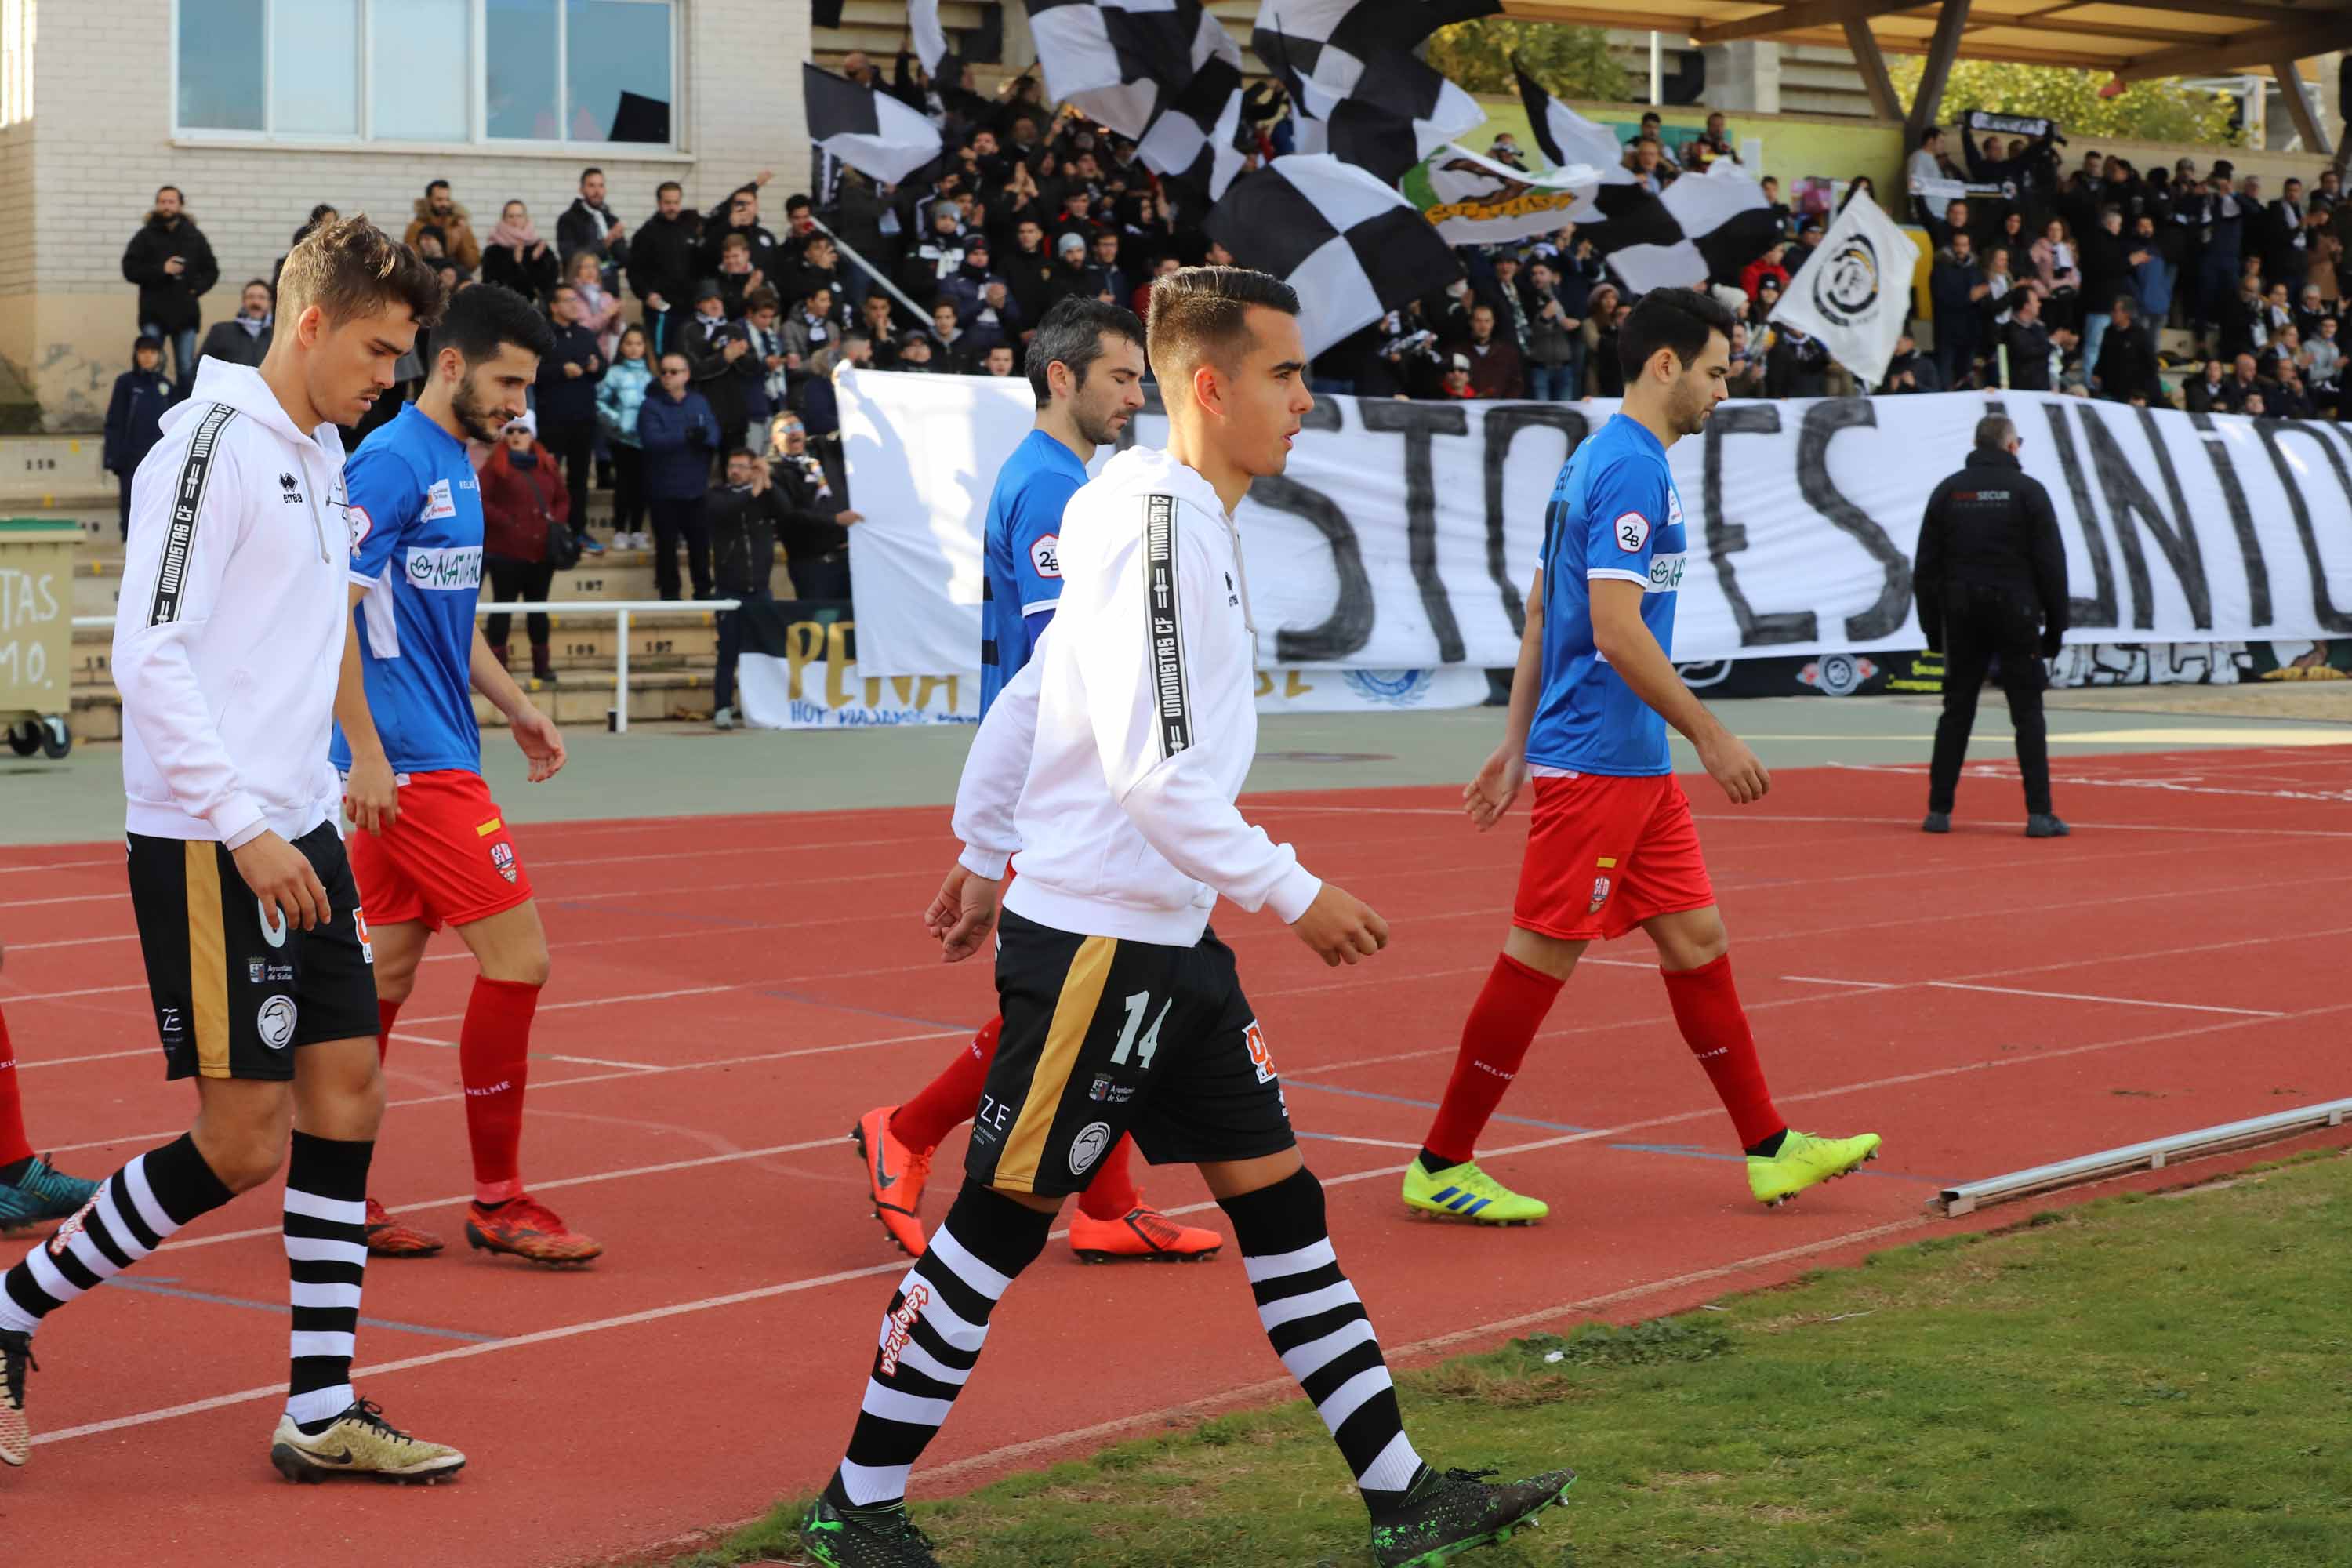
left=830, top=1181, right=1053, bottom=1508
left=0, top=1134, right=234, bottom=1336
left=283, top=1131, right=372, bottom=1429
left=1221, top=1166, right=1429, bottom=1510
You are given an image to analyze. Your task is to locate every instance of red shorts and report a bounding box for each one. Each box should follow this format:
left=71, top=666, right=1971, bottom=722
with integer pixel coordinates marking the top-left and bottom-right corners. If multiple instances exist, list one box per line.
left=347, top=768, right=535, bottom=933
left=1512, top=771, right=1715, bottom=944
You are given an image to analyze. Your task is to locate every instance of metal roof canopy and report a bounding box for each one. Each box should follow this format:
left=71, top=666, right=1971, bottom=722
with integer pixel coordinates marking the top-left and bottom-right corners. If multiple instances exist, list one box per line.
left=1502, top=0, right=2352, bottom=152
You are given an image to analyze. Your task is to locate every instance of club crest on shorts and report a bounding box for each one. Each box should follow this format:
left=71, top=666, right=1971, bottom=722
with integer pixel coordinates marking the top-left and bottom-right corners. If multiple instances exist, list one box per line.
left=256, top=994, right=299, bottom=1051
left=489, top=841, right=517, bottom=884
left=1588, top=876, right=1612, bottom=915
left=1069, top=1120, right=1112, bottom=1176
left=354, top=905, right=374, bottom=965
left=1243, top=1021, right=1278, bottom=1085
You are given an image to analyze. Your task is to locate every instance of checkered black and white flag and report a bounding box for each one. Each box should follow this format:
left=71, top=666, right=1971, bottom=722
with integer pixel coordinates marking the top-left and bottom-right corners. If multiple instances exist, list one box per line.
left=1023, top=0, right=1236, bottom=140
left=1515, top=63, right=1777, bottom=296
left=1255, top=0, right=1495, bottom=186
left=803, top=63, right=943, bottom=188
left=1204, top=155, right=1463, bottom=358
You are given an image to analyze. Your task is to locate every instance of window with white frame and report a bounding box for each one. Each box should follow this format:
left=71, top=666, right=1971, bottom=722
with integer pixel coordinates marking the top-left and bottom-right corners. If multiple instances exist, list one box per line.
left=174, top=0, right=676, bottom=148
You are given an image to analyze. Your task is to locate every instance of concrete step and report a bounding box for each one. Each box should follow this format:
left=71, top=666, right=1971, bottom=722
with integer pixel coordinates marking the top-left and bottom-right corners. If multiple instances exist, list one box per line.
left=0, top=434, right=107, bottom=504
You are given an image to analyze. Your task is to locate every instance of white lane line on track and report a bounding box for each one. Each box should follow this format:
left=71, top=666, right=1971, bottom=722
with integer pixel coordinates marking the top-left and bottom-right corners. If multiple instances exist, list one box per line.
left=1922, top=982, right=2282, bottom=1018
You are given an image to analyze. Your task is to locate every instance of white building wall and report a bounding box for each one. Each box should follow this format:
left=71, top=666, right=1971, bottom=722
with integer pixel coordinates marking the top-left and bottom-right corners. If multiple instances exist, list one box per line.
left=0, top=0, right=812, bottom=429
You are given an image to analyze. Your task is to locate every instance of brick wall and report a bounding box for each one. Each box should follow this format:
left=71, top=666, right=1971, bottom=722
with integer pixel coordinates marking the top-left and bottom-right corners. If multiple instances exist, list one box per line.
left=2, top=0, right=814, bottom=428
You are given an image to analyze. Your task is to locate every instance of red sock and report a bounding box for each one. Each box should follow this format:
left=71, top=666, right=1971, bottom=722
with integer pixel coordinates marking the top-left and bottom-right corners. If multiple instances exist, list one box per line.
left=376, top=997, right=402, bottom=1065
left=459, top=977, right=539, bottom=1204
left=1661, top=954, right=1784, bottom=1150
left=1422, top=954, right=1563, bottom=1167
left=890, top=1016, right=1000, bottom=1152
left=1076, top=1134, right=1141, bottom=1221
left=0, top=1004, right=34, bottom=1171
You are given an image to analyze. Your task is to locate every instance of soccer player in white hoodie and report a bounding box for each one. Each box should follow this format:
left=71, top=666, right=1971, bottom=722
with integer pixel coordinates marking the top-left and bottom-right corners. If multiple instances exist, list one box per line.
left=0, top=218, right=466, bottom=1483
left=800, top=267, right=1573, bottom=1568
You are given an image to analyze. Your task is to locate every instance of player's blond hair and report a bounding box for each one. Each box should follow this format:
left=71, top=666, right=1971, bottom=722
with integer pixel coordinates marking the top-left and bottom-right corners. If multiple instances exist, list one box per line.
left=275, top=216, right=443, bottom=329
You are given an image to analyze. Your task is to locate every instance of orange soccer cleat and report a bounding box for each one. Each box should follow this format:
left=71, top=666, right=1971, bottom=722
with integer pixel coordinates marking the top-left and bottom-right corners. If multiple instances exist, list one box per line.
left=1067, top=1196, right=1222, bottom=1264
left=851, top=1105, right=933, bottom=1258
left=463, top=1194, right=602, bottom=1265
left=363, top=1196, right=445, bottom=1258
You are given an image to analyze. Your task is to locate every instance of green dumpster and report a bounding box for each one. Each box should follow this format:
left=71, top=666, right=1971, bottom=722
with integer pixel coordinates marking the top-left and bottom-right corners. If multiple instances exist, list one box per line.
left=0, top=519, right=78, bottom=759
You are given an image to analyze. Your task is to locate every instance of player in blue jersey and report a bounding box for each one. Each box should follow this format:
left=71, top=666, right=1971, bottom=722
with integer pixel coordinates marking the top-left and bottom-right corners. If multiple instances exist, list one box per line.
left=1405, top=288, right=1881, bottom=1224
left=851, top=298, right=1223, bottom=1266
left=331, top=285, right=603, bottom=1265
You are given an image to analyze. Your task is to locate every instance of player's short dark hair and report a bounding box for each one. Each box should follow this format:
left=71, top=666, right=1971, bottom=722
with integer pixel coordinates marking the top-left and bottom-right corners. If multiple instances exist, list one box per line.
left=1617, top=286, right=1734, bottom=378
left=726, top=446, right=760, bottom=463
left=746, top=286, right=782, bottom=315
left=1144, top=265, right=1298, bottom=400
left=426, top=179, right=450, bottom=196
left=786, top=192, right=812, bottom=212
left=277, top=215, right=443, bottom=329
left=579, top=165, right=603, bottom=183
left=656, top=180, right=683, bottom=199
left=1975, top=415, right=2018, bottom=452
left=1027, top=295, right=1146, bottom=408
left=437, top=282, right=556, bottom=366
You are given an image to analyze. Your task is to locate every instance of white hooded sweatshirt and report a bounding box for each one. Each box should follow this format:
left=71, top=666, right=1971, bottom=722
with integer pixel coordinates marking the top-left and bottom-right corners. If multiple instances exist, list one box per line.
left=953, top=445, right=1321, bottom=947
left=114, top=360, right=353, bottom=848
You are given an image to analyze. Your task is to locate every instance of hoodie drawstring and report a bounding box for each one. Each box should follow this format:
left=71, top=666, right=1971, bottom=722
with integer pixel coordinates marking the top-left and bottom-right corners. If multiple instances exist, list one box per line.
left=1225, top=514, right=1258, bottom=637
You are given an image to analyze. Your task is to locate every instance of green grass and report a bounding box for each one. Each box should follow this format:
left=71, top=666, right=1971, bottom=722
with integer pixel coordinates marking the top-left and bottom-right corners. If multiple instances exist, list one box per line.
left=681, top=1149, right=2352, bottom=1568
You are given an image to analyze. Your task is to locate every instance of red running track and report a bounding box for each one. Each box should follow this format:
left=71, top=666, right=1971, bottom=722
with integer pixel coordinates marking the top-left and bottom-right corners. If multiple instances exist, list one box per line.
left=0, top=746, right=2347, bottom=1568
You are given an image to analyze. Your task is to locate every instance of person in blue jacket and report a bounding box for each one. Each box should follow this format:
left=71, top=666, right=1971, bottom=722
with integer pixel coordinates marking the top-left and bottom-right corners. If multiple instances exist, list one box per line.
left=636, top=349, right=720, bottom=599
left=103, top=336, right=175, bottom=539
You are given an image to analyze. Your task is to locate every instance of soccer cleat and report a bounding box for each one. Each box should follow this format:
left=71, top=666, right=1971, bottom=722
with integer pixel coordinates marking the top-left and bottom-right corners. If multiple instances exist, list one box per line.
left=801, top=1494, right=946, bottom=1567
left=1401, top=1159, right=1549, bottom=1225
left=268, top=1399, right=466, bottom=1484
left=1748, top=1129, right=1883, bottom=1208
left=851, top=1105, right=932, bottom=1258
left=463, top=1194, right=602, bottom=1265
left=0, top=1328, right=33, bottom=1467
left=1370, top=1465, right=1577, bottom=1568
left=1068, top=1196, right=1222, bottom=1263
left=0, top=1155, right=102, bottom=1230
left=2026, top=813, right=2071, bottom=838
left=363, top=1196, right=445, bottom=1258
left=1921, top=811, right=1951, bottom=834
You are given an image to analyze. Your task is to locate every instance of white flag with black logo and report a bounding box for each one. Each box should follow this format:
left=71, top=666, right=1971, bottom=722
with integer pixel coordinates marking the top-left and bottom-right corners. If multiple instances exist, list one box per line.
left=1024, top=0, right=1235, bottom=140
left=802, top=64, right=943, bottom=187
left=1204, top=155, right=1463, bottom=358
left=1765, top=188, right=1918, bottom=386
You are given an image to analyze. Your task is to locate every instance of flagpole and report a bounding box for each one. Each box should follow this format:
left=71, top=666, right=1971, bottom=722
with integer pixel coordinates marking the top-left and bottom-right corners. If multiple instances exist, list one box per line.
left=810, top=216, right=936, bottom=334
left=1649, top=32, right=1661, bottom=107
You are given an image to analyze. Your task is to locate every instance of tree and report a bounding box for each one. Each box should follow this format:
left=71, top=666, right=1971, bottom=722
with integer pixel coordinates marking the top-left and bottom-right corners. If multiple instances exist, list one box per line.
left=1425, top=19, right=1629, bottom=103
left=1889, top=59, right=2243, bottom=147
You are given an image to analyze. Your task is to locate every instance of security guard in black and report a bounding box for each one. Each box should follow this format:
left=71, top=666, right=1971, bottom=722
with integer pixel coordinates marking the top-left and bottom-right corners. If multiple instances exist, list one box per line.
left=1914, top=415, right=2071, bottom=833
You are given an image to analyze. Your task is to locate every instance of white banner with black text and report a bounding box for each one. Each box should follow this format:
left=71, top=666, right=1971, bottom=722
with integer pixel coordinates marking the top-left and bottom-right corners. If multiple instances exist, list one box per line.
left=842, top=372, right=2352, bottom=680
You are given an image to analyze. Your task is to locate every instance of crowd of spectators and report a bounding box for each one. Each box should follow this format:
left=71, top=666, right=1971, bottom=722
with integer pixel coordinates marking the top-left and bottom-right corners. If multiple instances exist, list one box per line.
left=98, top=72, right=2352, bottom=610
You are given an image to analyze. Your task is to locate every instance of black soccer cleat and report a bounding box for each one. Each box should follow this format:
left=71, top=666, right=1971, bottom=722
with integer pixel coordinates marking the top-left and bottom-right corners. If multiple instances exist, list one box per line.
left=801, top=1494, right=947, bottom=1566
left=1369, top=1465, right=1577, bottom=1567
left=2025, top=813, right=2071, bottom=838
left=1921, top=811, right=1951, bottom=834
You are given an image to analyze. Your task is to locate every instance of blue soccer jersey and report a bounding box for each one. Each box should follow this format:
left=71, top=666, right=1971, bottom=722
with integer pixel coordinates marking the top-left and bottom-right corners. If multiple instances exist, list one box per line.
left=978, top=428, right=1089, bottom=716
left=1524, top=413, right=1688, bottom=778
left=331, top=404, right=487, bottom=775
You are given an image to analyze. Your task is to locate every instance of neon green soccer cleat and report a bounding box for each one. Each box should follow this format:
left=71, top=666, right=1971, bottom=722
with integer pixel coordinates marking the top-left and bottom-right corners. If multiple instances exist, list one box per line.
left=1401, top=1160, right=1549, bottom=1225
left=1748, top=1129, right=1882, bottom=1207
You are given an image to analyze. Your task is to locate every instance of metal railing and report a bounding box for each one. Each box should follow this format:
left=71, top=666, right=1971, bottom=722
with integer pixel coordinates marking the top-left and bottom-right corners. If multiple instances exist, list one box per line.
left=72, top=600, right=742, bottom=735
